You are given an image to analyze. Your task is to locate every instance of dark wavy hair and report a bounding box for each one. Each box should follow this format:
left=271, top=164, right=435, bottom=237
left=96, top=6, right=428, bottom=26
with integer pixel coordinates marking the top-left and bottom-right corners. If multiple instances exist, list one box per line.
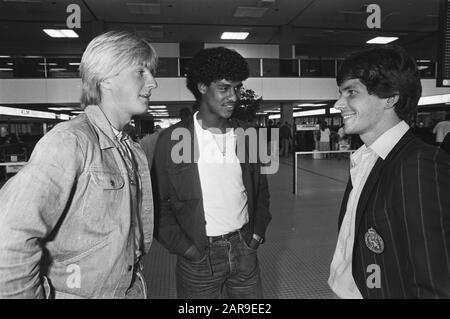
left=186, top=47, right=249, bottom=101
left=337, top=45, right=421, bottom=121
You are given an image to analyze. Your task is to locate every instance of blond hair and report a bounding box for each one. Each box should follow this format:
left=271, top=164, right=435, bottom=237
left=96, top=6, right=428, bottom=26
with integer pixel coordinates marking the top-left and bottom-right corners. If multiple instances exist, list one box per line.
left=79, top=30, right=158, bottom=108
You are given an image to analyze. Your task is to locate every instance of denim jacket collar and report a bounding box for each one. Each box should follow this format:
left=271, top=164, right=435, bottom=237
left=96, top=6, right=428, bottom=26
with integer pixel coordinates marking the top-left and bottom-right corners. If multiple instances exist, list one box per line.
left=85, top=105, right=120, bottom=150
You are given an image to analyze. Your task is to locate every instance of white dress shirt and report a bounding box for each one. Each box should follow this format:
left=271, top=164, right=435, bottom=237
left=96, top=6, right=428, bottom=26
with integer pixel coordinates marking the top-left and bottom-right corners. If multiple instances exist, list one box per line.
left=328, top=121, right=410, bottom=298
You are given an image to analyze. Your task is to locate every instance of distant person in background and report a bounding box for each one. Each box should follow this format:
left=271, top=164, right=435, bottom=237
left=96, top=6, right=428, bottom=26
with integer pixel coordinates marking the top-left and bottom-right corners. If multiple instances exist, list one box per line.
left=432, top=113, right=450, bottom=145
left=329, top=45, right=450, bottom=298
left=337, top=124, right=345, bottom=139
left=279, top=121, right=291, bottom=157
left=0, top=30, right=158, bottom=298
left=313, top=120, right=321, bottom=150
left=319, top=120, right=331, bottom=158
left=178, top=107, right=192, bottom=122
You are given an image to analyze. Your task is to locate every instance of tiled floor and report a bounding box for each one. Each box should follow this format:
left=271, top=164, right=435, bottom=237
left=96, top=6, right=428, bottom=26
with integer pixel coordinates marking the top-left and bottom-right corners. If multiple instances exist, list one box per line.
left=144, top=155, right=350, bottom=299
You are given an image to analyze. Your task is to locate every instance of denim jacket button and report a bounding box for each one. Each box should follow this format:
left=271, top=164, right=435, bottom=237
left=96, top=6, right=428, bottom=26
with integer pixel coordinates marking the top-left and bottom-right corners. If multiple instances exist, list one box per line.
left=128, top=265, right=133, bottom=271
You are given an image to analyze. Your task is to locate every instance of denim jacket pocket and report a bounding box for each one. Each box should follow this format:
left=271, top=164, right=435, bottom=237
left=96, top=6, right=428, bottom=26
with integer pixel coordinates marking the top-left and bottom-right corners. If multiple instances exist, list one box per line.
left=82, top=170, right=125, bottom=234
left=90, top=171, right=124, bottom=190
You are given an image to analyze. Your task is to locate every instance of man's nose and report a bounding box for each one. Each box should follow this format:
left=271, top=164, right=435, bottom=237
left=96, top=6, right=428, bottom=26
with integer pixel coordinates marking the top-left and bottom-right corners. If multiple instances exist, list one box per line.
left=228, top=88, right=238, bottom=102
left=146, top=73, right=158, bottom=90
left=334, top=96, right=346, bottom=110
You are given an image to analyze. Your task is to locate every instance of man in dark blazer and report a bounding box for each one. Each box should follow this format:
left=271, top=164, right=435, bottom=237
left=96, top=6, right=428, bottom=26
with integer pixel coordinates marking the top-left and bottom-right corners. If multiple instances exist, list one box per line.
left=328, top=45, right=450, bottom=298
left=153, top=47, right=271, bottom=299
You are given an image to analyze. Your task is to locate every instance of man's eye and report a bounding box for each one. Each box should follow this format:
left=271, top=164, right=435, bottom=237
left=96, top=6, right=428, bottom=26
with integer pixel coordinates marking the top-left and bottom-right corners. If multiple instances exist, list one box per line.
left=348, top=90, right=357, bottom=95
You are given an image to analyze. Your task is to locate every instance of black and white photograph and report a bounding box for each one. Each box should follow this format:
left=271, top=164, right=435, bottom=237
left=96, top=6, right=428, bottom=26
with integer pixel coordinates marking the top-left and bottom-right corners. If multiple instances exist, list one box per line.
left=0, top=0, right=449, bottom=304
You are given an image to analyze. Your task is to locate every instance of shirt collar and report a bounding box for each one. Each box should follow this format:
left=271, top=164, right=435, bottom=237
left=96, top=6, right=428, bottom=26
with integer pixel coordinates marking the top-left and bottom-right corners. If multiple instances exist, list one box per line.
left=193, top=111, right=234, bottom=136
left=369, top=121, right=409, bottom=160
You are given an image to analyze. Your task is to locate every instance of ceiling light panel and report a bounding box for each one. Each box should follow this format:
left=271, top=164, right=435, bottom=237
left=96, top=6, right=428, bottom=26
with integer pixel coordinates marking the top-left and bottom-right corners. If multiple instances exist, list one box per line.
left=221, top=32, right=249, bottom=40
left=43, top=29, right=79, bottom=38
left=366, top=37, right=398, bottom=44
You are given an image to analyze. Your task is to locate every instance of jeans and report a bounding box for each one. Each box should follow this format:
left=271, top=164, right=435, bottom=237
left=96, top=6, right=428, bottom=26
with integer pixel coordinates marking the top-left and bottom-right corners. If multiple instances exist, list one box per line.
left=176, top=231, right=262, bottom=299
left=124, top=269, right=147, bottom=299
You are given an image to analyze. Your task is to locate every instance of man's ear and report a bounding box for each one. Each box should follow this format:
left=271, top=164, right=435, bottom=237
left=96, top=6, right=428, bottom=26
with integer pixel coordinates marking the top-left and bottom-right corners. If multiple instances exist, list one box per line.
left=387, top=95, right=399, bottom=107
left=197, top=83, right=207, bottom=95
left=100, top=79, right=112, bottom=91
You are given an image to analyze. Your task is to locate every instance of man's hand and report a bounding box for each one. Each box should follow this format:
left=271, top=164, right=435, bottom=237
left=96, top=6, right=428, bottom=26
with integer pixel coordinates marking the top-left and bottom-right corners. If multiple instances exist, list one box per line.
left=248, top=238, right=260, bottom=250
left=183, top=245, right=205, bottom=261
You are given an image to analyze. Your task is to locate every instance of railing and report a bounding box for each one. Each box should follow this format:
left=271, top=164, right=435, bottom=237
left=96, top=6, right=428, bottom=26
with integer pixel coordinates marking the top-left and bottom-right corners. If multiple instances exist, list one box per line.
left=0, top=56, right=437, bottom=79
left=293, top=150, right=357, bottom=194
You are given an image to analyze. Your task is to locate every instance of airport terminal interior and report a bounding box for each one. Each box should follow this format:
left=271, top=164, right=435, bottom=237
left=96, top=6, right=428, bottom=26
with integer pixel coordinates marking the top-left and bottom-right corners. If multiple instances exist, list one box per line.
left=1, top=0, right=450, bottom=298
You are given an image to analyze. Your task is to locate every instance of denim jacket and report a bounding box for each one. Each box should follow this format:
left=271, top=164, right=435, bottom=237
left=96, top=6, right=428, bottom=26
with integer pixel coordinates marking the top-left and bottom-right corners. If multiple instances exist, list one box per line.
left=0, top=105, right=154, bottom=298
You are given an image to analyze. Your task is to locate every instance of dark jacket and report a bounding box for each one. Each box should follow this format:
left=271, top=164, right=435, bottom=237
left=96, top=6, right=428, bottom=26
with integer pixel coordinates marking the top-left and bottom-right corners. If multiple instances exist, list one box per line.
left=153, top=116, right=271, bottom=257
left=338, top=130, right=450, bottom=298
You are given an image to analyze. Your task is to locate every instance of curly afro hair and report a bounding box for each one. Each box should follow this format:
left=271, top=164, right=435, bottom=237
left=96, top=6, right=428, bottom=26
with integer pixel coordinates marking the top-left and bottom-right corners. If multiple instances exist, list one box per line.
left=337, top=45, right=421, bottom=122
left=186, top=47, right=249, bottom=101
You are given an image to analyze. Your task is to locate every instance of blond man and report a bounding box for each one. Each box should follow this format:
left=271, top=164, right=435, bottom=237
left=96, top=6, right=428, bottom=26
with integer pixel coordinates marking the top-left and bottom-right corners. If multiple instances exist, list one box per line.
left=0, top=31, right=158, bottom=298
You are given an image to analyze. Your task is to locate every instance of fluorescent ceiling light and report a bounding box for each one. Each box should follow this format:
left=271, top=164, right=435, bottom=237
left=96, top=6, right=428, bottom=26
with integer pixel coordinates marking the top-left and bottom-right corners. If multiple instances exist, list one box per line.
left=418, top=94, right=450, bottom=106
left=0, top=68, right=13, bottom=71
left=149, top=105, right=167, bottom=109
left=69, top=62, right=80, bottom=66
left=71, top=111, right=84, bottom=114
left=417, top=60, right=431, bottom=63
left=39, top=62, right=57, bottom=66
left=293, top=109, right=326, bottom=117
left=221, top=32, right=249, bottom=40
left=366, top=37, right=398, bottom=44
left=0, top=55, right=11, bottom=58
left=43, top=29, right=79, bottom=38
left=268, top=114, right=281, bottom=119
left=296, top=103, right=328, bottom=107
left=49, top=68, right=67, bottom=72
left=48, top=107, right=77, bottom=111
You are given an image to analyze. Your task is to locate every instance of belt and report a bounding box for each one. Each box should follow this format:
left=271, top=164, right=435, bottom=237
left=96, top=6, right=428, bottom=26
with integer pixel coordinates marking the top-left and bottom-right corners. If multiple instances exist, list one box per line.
left=208, top=230, right=241, bottom=243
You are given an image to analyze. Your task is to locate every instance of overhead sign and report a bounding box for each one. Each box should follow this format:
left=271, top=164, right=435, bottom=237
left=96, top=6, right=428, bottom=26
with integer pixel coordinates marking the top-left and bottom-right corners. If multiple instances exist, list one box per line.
left=437, top=0, right=450, bottom=87
left=0, top=106, right=56, bottom=119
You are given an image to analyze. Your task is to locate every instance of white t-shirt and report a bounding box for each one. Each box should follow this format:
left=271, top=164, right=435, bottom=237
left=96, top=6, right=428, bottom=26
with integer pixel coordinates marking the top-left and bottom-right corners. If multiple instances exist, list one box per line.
left=193, top=112, right=249, bottom=236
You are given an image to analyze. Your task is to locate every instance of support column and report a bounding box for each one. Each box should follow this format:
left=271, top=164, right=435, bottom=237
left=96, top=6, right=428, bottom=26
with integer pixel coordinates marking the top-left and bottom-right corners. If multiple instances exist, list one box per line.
left=280, top=102, right=293, bottom=126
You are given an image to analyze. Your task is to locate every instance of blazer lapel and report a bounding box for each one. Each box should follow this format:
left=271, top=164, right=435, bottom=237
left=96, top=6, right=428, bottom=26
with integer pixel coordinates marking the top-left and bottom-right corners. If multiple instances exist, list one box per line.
left=353, top=130, right=416, bottom=234
left=338, top=178, right=353, bottom=230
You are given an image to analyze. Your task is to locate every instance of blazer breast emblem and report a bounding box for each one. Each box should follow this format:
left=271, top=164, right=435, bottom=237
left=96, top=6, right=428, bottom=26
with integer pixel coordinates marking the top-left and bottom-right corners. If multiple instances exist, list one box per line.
left=365, top=227, right=384, bottom=254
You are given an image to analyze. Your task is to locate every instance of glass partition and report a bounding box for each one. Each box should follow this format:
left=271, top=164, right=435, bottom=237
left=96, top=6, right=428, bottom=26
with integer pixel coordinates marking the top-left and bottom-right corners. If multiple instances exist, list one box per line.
left=263, top=59, right=299, bottom=77
left=246, top=58, right=261, bottom=77
left=0, top=55, right=439, bottom=79
left=156, top=57, right=179, bottom=77
left=45, top=56, right=81, bottom=78
left=300, top=59, right=335, bottom=77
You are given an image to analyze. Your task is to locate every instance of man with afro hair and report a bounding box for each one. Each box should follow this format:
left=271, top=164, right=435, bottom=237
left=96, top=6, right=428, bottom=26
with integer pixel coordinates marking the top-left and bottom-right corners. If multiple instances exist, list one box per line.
left=153, top=47, right=271, bottom=299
